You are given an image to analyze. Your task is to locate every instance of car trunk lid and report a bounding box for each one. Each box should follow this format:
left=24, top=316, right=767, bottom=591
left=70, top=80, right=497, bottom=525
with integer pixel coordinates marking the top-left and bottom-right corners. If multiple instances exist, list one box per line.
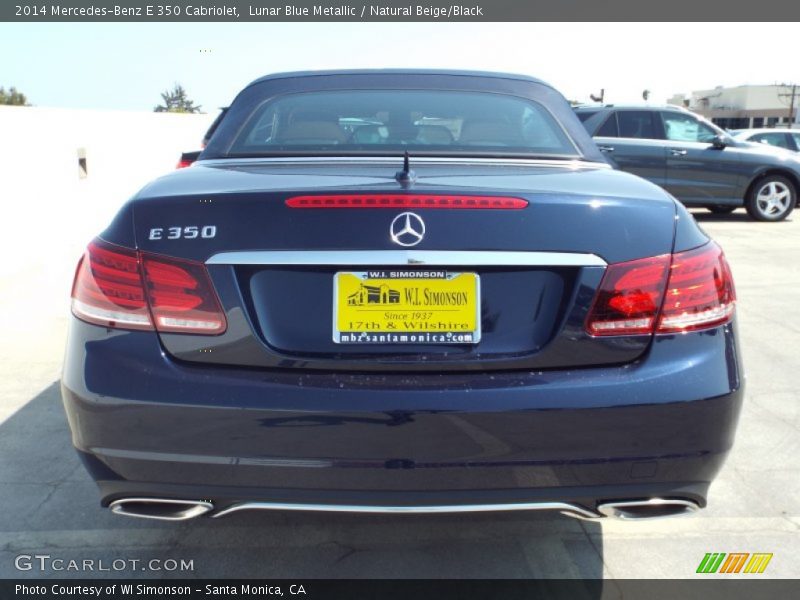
left=130, top=159, right=676, bottom=371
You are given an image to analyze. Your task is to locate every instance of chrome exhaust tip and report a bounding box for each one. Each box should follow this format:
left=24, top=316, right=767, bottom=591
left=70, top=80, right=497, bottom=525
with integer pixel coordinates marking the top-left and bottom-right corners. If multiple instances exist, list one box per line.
left=597, top=498, right=700, bottom=521
left=109, top=498, right=213, bottom=521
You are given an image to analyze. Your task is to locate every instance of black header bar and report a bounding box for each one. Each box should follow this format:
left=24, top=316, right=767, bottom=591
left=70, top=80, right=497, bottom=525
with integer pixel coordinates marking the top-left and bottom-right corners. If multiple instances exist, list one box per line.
left=3, top=579, right=800, bottom=600
left=5, top=0, right=800, bottom=22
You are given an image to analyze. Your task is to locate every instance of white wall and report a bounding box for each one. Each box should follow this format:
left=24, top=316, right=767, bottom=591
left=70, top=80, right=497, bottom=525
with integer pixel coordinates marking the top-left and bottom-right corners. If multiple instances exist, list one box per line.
left=1, top=105, right=215, bottom=261
left=1, top=107, right=216, bottom=332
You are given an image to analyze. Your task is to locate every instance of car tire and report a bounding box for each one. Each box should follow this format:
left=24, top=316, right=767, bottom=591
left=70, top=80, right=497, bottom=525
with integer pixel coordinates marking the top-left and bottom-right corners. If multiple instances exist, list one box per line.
left=705, top=205, right=736, bottom=214
left=745, top=175, right=796, bottom=221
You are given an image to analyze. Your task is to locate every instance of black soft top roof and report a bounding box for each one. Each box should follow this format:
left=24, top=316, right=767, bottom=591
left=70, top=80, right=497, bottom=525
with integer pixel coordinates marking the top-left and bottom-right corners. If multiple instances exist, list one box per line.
left=203, top=70, right=605, bottom=163
left=246, top=69, right=552, bottom=89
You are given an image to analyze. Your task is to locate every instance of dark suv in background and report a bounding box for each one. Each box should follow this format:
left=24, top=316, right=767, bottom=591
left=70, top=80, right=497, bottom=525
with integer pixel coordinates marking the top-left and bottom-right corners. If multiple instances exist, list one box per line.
left=576, top=105, right=800, bottom=221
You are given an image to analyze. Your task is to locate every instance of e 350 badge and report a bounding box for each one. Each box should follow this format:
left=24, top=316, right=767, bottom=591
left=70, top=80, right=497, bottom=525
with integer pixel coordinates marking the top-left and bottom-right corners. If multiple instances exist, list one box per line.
left=148, top=226, right=217, bottom=240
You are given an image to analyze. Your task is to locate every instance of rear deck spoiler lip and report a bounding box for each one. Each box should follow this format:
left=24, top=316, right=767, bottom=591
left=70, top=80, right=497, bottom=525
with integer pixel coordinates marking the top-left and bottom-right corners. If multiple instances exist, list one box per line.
left=194, top=156, right=612, bottom=169
left=206, top=250, right=608, bottom=267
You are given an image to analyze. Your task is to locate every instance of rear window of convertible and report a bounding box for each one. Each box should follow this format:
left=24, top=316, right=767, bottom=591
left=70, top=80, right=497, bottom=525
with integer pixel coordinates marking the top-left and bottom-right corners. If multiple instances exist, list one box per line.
left=228, top=90, right=579, bottom=157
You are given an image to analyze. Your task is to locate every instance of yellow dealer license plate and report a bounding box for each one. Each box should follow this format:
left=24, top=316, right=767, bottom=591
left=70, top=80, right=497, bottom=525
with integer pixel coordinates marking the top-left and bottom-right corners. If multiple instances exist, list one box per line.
left=334, top=271, right=481, bottom=344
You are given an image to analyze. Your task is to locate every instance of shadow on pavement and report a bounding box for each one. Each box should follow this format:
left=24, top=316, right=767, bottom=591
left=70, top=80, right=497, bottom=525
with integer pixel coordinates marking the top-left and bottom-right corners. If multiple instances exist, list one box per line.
left=689, top=209, right=752, bottom=223
left=689, top=208, right=796, bottom=223
left=0, top=381, right=604, bottom=590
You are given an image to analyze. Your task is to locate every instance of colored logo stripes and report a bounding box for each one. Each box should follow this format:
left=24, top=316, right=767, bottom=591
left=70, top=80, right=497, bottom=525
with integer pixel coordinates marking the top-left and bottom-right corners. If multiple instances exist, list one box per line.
left=697, top=553, right=773, bottom=574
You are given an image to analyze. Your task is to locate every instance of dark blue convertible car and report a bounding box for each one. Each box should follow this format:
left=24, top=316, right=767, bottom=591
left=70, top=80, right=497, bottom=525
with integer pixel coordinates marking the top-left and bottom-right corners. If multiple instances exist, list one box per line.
left=62, top=70, right=743, bottom=522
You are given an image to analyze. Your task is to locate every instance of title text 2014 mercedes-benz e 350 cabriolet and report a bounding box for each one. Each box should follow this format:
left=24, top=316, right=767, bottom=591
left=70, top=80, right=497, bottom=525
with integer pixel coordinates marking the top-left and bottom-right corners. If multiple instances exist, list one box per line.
left=62, top=71, right=743, bottom=522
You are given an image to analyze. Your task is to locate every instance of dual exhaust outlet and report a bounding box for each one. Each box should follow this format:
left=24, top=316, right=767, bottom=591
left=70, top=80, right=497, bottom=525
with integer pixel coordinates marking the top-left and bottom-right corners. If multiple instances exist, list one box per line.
left=108, top=497, right=700, bottom=522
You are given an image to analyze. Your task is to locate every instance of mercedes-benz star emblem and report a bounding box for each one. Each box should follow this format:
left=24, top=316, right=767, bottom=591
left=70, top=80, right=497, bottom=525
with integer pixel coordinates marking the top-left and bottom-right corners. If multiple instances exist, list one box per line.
left=390, top=212, right=426, bottom=247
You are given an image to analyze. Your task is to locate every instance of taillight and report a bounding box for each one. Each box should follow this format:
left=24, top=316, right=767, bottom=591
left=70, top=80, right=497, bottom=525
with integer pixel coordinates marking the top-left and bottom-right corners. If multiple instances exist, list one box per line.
left=71, top=239, right=226, bottom=335
left=141, top=254, right=226, bottom=334
left=657, top=242, right=736, bottom=333
left=285, top=194, right=528, bottom=209
left=71, top=241, right=152, bottom=330
left=585, top=242, right=736, bottom=337
left=176, top=158, right=194, bottom=169
left=585, top=254, right=671, bottom=336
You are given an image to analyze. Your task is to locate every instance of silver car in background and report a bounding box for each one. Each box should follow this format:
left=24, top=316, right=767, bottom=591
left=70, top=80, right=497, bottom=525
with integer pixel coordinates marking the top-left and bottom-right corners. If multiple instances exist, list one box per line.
left=731, top=128, right=800, bottom=153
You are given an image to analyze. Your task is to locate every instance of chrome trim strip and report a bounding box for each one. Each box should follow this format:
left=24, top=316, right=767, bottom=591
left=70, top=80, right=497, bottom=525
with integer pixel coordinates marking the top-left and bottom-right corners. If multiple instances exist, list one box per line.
left=109, top=498, right=214, bottom=521
left=212, top=501, right=601, bottom=519
left=596, top=498, right=700, bottom=521
left=207, top=250, right=607, bottom=267
left=197, top=156, right=611, bottom=169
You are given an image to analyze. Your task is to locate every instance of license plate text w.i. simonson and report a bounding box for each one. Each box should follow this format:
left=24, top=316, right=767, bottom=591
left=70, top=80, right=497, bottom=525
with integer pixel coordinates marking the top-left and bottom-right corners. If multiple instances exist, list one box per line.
left=333, top=271, right=481, bottom=344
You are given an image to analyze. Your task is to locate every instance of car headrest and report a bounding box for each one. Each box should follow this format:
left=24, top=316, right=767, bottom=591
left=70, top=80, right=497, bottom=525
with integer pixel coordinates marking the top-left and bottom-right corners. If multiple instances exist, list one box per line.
left=277, top=121, right=347, bottom=144
left=351, top=125, right=386, bottom=144
left=460, top=119, right=520, bottom=145
left=416, top=125, right=454, bottom=145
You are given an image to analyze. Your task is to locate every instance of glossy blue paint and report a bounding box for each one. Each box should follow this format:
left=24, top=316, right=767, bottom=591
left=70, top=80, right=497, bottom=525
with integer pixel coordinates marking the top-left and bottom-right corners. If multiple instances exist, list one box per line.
left=61, top=316, right=742, bottom=510
left=64, top=72, right=743, bottom=516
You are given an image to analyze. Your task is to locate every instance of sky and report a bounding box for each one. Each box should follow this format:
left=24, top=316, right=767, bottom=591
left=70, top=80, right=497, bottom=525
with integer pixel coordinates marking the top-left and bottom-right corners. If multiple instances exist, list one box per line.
left=1, top=22, right=798, bottom=112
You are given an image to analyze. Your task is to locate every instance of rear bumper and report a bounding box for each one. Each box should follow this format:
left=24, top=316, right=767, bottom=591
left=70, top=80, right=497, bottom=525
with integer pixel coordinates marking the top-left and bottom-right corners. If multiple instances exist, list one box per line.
left=61, top=317, right=744, bottom=517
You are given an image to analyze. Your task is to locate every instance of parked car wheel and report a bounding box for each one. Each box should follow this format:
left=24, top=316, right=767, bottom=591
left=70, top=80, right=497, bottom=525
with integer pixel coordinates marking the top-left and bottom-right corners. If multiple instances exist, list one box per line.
left=705, top=205, right=736, bottom=215
left=745, top=175, right=795, bottom=221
